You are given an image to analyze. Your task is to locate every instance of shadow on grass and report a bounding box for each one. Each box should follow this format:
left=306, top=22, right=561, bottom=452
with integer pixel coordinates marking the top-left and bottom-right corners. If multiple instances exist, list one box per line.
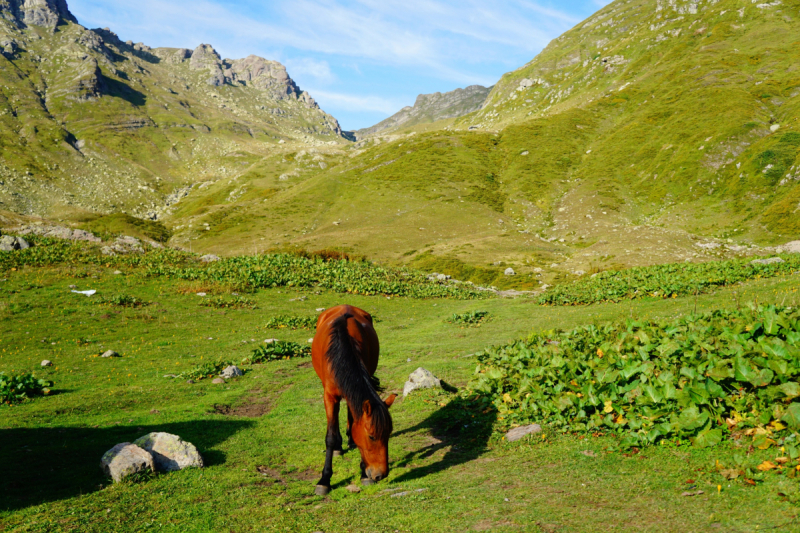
left=0, top=419, right=253, bottom=511
left=391, top=395, right=497, bottom=484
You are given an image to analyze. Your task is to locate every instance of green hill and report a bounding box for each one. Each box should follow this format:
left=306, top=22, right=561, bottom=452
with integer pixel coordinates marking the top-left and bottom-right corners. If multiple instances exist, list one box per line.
left=1, top=0, right=799, bottom=289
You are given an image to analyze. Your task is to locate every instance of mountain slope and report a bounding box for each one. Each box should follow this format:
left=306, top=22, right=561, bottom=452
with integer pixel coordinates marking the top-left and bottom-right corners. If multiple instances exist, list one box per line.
left=354, top=85, right=491, bottom=138
left=153, top=0, right=800, bottom=287
left=0, top=0, right=345, bottom=220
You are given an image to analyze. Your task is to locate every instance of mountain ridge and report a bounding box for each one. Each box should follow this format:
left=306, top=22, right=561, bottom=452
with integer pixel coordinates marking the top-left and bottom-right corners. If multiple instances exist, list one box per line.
left=354, top=84, right=491, bottom=138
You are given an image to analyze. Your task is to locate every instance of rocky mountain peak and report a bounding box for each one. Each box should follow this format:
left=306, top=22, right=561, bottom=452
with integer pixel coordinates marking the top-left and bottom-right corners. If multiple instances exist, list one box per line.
left=0, top=0, right=77, bottom=30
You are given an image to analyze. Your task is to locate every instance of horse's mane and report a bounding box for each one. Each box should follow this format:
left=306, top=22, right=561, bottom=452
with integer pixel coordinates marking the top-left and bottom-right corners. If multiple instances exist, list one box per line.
left=327, top=312, right=392, bottom=438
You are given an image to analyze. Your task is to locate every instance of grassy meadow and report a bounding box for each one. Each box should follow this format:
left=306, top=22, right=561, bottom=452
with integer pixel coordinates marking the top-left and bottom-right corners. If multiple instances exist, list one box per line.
left=2, top=255, right=800, bottom=532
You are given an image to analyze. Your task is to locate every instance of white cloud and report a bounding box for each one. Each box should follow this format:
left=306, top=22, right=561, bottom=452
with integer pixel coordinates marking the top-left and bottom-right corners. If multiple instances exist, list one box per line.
left=285, top=58, right=337, bottom=86
left=306, top=89, right=403, bottom=115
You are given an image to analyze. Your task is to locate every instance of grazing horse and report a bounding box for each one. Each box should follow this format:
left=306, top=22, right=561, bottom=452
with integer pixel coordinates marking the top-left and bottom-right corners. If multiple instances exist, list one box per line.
left=311, top=305, right=397, bottom=496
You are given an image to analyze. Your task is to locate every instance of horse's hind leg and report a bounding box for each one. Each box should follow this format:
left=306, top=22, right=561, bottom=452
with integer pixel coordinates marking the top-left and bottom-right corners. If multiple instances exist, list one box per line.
left=315, top=393, right=342, bottom=496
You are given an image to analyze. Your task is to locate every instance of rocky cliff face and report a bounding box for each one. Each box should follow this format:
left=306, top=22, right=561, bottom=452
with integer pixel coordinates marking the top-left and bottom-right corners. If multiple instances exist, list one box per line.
left=0, top=0, right=76, bottom=30
left=355, top=85, right=491, bottom=138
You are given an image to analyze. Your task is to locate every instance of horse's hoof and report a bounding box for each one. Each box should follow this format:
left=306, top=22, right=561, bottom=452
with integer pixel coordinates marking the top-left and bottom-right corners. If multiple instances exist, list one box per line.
left=361, top=478, right=375, bottom=486
left=315, top=485, right=331, bottom=496
left=333, top=450, right=344, bottom=457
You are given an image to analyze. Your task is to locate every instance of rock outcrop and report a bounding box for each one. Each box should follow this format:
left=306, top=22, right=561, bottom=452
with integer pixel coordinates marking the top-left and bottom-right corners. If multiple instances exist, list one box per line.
left=0, top=0, right=77, bottom=30
left=355, top=85, right=492, bottom=138
left=100, top=443, right=154, bottom=482
left=132, top=432, right=204, bottom=472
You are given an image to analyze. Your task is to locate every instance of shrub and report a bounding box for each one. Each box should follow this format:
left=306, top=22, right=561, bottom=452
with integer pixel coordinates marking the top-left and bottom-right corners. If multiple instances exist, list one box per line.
left=245, top=341, right=311, bottom=364
left=264, top=315, right=317, bottom=330
left=448, top=310, right=491, bottom=327
left=0, top=372, right=52, bottom=405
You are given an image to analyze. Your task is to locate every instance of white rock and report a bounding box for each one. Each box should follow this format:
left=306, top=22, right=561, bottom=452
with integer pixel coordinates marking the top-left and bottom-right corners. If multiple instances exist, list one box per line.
left=264, top=338, right=278, bottom=344
left=101, top=350, right=120, bottom=358
left=779, top=241, right=800, bottom=253
left=101, top=443, right=155, bottom=482
left=504, top=268, right=516, bottom=276
left=196, top=292, right=207, bottom=297
left=132, top=432, right=203, bottom=472
left=220, top=365, right=243, bottom=378
left=403, top=367, right=441, bottom=397
left=212, top=377, right=225, bottom=384
left=316, top=308, right=326, bottom=312
left=41, top=360, right=52, bottom=367
left=505, top=424, right=542, bottom=442
left=770, top=124, right=781, bottom=132
left=751, top=257, right=785, bottom=266
left=200, top=254, right=220, bottom=263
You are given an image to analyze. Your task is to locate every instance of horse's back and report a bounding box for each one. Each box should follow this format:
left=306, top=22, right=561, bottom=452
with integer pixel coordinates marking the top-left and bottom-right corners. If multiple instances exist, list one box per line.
left=312, top=305, right=379, bottom=388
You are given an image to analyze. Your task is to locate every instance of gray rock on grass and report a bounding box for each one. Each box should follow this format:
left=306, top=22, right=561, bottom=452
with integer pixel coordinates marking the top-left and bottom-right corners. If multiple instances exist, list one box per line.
left=0, top=235, right=30, bottom=251
left=133, top=432, right=203, bottom=472
left=403, top=367, right=441, bottom=397
left=101, top=350, right=120, bottom=358
left=780, top=241, right=800, bottom=254
left=505, top=424, right=542, bottom=442
left=200, top=254, right=220, bottom=263
left=41, top=360, right=52, bottom=367
left=504, top=268, right=516, bottom=276
left=751, top=257, right=785, bottom=266
left=101, top=443, right=155, bottom=482
left=220, top=365, right=243, bottom=378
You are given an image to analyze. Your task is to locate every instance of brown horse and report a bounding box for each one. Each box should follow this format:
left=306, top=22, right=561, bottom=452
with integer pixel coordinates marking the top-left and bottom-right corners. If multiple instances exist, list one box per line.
left=311, top=305, right=397, bottom=496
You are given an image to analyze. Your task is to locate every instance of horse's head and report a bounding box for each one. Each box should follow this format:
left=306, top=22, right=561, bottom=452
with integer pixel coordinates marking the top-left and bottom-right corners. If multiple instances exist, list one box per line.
left=352, top=393, right=397, bottom=482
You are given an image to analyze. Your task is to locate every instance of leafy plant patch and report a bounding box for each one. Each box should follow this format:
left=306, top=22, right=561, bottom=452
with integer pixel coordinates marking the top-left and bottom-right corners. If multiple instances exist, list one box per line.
left=539, top=255, right=800, bottom=306
left=470, top=305, right=800, bottom=451
left=100, top=294, right=148, bottom=308
left=178, top=360, right=233, bottom=381
left=0, top=372, right=52, bottom=405
left=199, top=296, right=257, bottom=309
left=245, top=341, right=311, bottom=364
left=448, top=310, right=491, bottom=327
left=263, top=315, right=317, bottom=330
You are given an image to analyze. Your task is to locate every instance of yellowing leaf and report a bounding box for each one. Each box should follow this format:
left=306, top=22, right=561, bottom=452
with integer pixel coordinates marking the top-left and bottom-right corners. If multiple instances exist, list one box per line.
left=615, top=414, right=627, bottom=425
left=502, top=393, right=512, bottom=404
left=757, top=461, right=777, bottom=471
left=597, top=349, right=604, bottom=358
left=769, top=421, right=787, bottom=431
left=604, top=400, right=614, bottom=414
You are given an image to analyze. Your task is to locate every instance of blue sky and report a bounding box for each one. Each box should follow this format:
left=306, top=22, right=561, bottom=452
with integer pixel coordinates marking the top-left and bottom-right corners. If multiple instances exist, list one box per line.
left=68, top=0, right=611, bottom=131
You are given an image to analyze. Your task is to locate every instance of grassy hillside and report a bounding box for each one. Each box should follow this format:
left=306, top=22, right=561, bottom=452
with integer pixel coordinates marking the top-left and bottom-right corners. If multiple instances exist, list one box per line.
left=127, top=0, right=799, bottom=286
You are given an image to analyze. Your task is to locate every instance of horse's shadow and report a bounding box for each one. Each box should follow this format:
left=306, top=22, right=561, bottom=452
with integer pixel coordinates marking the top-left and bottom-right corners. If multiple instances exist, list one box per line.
left=391, top=395, right=497, bottom=483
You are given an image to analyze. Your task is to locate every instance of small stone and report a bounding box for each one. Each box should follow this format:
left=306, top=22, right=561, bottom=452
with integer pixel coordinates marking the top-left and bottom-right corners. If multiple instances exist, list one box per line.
left=403, top=368, right=441, bottom=397
left=113, top=271, right=122, bottom=275
left=196, top=292, right=207, bottom=297
left=100, top=443, right=154, bottom=483
left=264, top=338, right=278, bottom=344
left=186, top=380, right=195, bottom=384
left=504, top=268, right=516, bottom=276
left=68, top=284, right=77, bottom=289
left=308, top=338, right=314, bottom=343
left=101, top=350, right=120, bottom=358
left=220, top=365, right=243, bottom=378
left=316, top=308, right=326, bottom=312
left=132, top=432, right=204, bottom=472
left=505, top=424, right=542, bottom=442
left=770, top=124, right=780, bottom=132
left=346, top=484, right=361, bottom=493
left=41, top=360, right=52, bottom=367
left=212, top=378, right=225, bottom=384
left=200, top=254, right=220, bottom=263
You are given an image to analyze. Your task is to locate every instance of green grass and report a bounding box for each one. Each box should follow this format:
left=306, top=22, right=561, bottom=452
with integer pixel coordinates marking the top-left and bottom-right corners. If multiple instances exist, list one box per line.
left=1, top=260, right=800, bottom=531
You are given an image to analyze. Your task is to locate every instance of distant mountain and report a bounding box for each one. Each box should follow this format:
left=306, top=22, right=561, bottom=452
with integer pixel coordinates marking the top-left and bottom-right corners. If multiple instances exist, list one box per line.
left=0, top=0, right=345, bottom=219
left=354, top=85, right=491, bottom=138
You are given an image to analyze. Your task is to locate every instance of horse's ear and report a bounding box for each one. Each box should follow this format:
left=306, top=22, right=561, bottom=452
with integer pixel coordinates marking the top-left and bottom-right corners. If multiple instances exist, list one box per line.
left=384, top=394, right=397, bottom=408
left=362, top=400, right=372, bottom=418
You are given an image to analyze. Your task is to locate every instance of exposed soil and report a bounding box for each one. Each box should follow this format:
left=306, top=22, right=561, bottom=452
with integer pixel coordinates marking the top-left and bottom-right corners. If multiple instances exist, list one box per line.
left=211, top=387, right=286, bottom=417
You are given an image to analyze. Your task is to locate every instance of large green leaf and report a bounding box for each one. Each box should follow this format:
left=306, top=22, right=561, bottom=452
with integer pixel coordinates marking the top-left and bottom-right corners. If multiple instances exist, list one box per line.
left=693, top=428, right=723, bottom=448
left=678, top=406, right=708, bottom=431
left=782, top=403, right=800, bottom=429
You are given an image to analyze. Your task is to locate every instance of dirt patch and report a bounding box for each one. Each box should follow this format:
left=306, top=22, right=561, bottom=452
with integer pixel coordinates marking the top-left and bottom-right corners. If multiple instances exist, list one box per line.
left=256, top=465, right=285, bottom=484
left=472, top=520, right=518, bottom=531
left=211, top=387, right=286, bottom=417
left=297, top=361, right=312, bottom=369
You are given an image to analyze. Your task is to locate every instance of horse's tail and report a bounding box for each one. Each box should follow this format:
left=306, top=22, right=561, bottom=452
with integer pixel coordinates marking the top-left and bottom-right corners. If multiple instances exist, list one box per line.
left=327, top=312, right=384, bottom=419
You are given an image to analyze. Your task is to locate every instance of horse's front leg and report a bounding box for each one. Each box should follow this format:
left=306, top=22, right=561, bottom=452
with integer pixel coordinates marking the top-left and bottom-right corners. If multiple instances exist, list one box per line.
left=315, top=393, right=342, bottom=496
left=346, top=406, right=356, bottom=450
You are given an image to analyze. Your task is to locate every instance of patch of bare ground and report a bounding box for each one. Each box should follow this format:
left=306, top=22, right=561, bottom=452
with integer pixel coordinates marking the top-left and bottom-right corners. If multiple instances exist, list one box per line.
left=211, top=387, right=287, bottom=417
left=472, top=519, right=519, bottom=531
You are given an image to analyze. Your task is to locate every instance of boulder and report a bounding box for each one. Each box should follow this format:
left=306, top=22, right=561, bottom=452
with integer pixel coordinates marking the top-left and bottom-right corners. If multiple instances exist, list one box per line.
left=403, top=367, right=441, bottom=397
left=751, top=258, right=785, bottom=266
left=101, top=350, right=120, bottom=358
left=41, top=360, right=52, bottom=367
left=780, top=241, right=800, bottom=254
left=505, top=424, right=542, bottom=442
left=504, top=268, right=516, bottom=276
left=132, top=432, right=203, bottom=472
left=0, top=235, right=30, bottom=251
left=101, top=443, right=155, bottom=482
left=220, top=365, right=243, bottom=378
